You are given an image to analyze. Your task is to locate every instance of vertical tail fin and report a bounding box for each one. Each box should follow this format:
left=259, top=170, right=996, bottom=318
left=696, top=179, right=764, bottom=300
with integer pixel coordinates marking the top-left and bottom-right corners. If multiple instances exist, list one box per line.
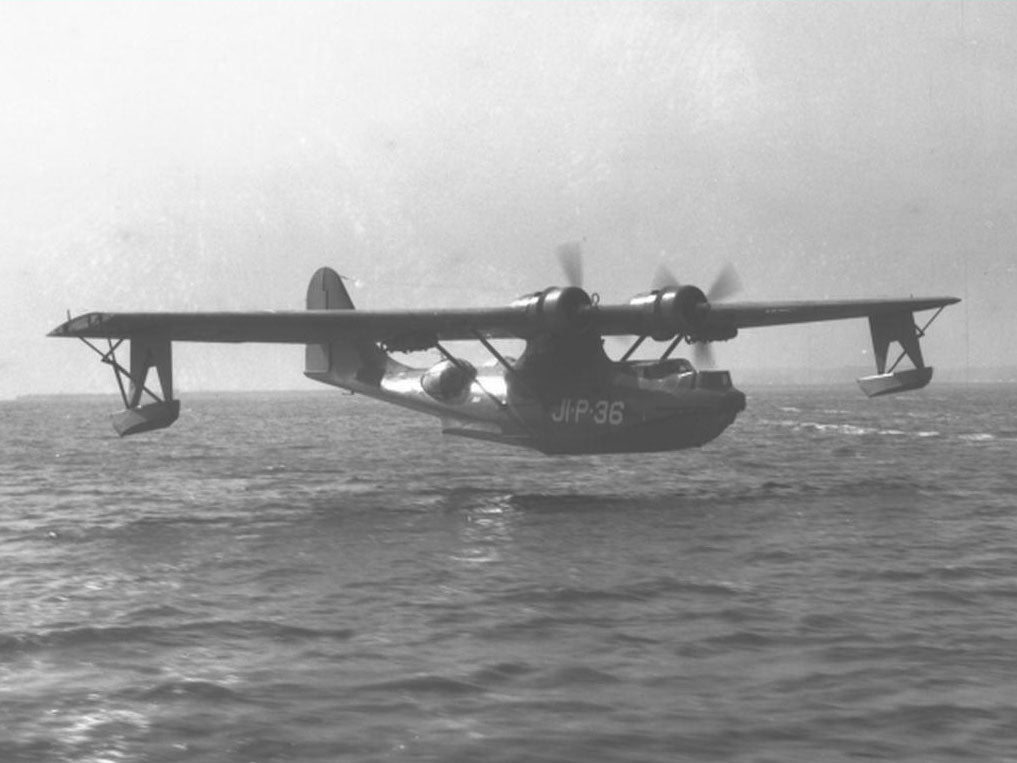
left=305, top=267, right=390, bottom=386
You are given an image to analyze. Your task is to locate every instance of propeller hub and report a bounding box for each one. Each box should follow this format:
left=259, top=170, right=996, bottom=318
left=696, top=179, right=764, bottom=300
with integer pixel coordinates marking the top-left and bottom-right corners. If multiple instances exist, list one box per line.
left=630, top=284, right=709, bottom=340
left=513, top=286, right=594, bottom=336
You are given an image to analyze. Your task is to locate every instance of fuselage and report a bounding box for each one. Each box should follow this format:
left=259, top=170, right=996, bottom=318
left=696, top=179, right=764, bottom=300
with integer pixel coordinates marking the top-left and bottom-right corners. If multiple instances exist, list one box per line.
left=312, top=353, right=746, bottom=454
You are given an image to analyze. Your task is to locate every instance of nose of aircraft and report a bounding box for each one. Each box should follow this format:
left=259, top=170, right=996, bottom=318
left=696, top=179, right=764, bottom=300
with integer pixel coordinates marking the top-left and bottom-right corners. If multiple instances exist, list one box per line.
left=728, top=387, right=747, bottom=413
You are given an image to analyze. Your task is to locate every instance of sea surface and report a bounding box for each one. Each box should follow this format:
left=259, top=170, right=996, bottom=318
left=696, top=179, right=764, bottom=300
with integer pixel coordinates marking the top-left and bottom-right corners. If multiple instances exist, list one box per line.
left=2, top=384, right=1016, bottom=762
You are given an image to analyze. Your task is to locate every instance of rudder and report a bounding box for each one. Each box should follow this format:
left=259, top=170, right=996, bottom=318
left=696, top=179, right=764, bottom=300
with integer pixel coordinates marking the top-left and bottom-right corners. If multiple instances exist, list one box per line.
left=304, top=267, right=389, bottom=385
left=307, top=267, right=356, bottom=311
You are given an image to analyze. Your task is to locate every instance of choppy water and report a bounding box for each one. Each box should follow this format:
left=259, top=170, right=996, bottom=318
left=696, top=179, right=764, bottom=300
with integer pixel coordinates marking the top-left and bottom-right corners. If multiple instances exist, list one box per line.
left=2, top=384, right=1016, bottom=762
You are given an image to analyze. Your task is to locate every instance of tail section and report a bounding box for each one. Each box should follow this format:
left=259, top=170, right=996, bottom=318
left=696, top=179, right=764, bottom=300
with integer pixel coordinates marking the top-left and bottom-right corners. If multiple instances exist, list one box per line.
left=305, top=267, right=391, bottom=387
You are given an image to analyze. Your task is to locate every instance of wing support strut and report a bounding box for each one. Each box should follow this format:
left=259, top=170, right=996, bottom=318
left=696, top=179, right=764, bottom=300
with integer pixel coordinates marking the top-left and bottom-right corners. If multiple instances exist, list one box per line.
left=877, top=305, right=946, bottom=375
left=468, top=329, right=545, bottom=404
left=77, top=332, right=180, bottom=436
left=659, top=335, right=683, bottom=361
left=468, top=330, right=554, bottom=436
left=619, top=334, right=690, bottom=363
left=434, top=337, right=537, bottom=441
left=619, top=335, right=646, bottom=362
left=857, top=306, right=947, bottom=398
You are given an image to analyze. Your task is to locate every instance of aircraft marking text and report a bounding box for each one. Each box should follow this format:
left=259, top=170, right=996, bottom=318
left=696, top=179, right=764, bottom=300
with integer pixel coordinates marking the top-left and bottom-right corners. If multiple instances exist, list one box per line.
left=550, top=398, right=625, bottom=426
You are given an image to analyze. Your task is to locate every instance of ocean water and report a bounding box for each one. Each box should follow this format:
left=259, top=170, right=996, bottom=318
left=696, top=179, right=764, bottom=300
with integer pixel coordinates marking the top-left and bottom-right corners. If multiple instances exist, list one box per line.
left=2, top=384, right=1016, bottom=762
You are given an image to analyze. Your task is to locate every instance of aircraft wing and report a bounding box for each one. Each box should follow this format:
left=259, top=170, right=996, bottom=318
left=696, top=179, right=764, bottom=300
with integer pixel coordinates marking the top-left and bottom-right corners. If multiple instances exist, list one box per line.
left=48, top=308, right=531, bottom=346
left=584, top=295, right=960, bottom=338
left=51, top=296, right=960, bottom=345
left=700, top=296, right=961, bottom=331
left=47, top=262, right=963, bottom=438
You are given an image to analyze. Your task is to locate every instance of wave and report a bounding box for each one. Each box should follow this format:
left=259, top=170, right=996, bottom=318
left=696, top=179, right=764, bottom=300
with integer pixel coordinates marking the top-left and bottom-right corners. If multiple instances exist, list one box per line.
left=528, top=665, right=622, bottom=688
left=495, top=576, right=747, bottom=608
left=783, top=420, right=947, bottom=439
left=764, top=417, right=1017, bottom=445
left=138, top=678, right=246, bottom=702
left=352, top=674, right=488, bottom=697
left=0, top=619, right=354, bottom=655
left=422, top=475, right=939, bottom=511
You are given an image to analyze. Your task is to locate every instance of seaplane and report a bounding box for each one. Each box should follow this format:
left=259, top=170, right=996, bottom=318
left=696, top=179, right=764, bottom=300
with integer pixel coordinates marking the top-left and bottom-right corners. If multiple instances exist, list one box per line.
left=49, top=247, right=959, bottom=454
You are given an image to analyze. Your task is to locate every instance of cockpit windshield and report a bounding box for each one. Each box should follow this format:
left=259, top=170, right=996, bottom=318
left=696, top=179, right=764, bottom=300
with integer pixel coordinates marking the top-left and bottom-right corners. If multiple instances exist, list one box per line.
left=618, top=358, right=697, bottom=390
left=639, top=358, right=695, bottom=380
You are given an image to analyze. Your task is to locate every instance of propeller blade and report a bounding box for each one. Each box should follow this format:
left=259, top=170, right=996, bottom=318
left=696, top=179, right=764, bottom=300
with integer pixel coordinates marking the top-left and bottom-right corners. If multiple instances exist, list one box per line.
left=556, top=242, right=584, bottom=288
left=693, top=341, right=715, bottom=369
left=706, top=263, right=742, bottom=302
left=651, top=263, right=680, bottom=290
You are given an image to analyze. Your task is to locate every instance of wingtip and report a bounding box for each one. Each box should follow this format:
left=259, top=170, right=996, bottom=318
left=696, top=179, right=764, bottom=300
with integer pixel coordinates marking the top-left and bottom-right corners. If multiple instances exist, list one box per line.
left=48, top=312, right=103, bottom=338
left=48, top=319, right=73, bottom=337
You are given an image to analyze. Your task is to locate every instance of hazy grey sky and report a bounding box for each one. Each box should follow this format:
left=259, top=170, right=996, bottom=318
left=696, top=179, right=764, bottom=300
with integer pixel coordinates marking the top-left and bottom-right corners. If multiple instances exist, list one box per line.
left=2, top=2, right=1015, bottom=398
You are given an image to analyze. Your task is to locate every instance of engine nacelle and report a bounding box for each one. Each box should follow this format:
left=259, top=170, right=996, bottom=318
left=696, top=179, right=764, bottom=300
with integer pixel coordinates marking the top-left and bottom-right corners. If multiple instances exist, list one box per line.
left=420, top=359, right=477, bottom=404
left=629, top=285, right=708, bottom=340
left=511, top=286, right=593, bottom=336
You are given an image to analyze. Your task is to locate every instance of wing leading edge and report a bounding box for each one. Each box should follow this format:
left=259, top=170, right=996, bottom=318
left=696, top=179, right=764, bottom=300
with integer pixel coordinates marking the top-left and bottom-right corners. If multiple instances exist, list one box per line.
left=702, top=297, right=960, bottom=330
left=50, top=296, right=959, bottom=345
left=48, top=308, right=530, bottom=345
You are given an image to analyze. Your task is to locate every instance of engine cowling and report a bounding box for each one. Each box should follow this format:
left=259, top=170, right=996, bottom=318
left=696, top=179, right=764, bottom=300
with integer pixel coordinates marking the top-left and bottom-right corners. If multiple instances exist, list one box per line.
left=630, top=285, right=709, bottom=340
left=420, top=359, right=477, bottom=404
left=511, top=286, right=593, bottom=336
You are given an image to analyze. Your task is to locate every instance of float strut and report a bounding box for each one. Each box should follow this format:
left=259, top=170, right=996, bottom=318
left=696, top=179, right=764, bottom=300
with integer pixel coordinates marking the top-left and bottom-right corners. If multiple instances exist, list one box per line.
left=660, top=335, right=684, bottom=361
left=620, top=335, right=646, bottom=362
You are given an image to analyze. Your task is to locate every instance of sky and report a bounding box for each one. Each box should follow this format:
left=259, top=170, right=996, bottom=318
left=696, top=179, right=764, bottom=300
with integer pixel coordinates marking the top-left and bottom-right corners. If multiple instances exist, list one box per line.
left=2, top=1, right=1015, bottom=399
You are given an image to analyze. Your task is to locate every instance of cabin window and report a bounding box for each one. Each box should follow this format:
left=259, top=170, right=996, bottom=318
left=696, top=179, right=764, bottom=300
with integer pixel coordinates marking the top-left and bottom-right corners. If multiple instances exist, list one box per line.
left=696, top=370, right=732, bottom=390
left=641, top=358, right=694, bottom=379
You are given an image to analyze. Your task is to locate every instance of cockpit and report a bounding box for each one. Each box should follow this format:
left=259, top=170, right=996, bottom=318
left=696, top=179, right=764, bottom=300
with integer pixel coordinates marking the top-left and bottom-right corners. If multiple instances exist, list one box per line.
left=619, top=358, right=697, bottom=390
left=634, top=358, right=696, bottom=379
left=618, top=358, right=734, bottom=392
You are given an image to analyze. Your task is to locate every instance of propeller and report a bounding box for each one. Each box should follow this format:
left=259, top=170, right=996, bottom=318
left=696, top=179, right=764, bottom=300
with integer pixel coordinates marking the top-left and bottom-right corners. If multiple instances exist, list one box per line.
left=649, top=260, right=742, bottom=367
left=556, top=241, right=584, bottom=289
left=706, top=262, right=742, bottom=302
left=651, top=262, right=679, bottom=290
left=692, top=340, right=715, bottom=368
left=554, top=243, right=741, bottom=367
left=695, top=263, right=742, bottom=368
left=652, top=261, right=741, bottom=299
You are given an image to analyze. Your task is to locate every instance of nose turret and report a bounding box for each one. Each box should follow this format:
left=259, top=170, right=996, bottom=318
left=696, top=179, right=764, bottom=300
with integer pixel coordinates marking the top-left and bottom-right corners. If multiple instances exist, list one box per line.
left=694, top=370, right=746, bottom=413
left=727, top=386, right=747, bottom=413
